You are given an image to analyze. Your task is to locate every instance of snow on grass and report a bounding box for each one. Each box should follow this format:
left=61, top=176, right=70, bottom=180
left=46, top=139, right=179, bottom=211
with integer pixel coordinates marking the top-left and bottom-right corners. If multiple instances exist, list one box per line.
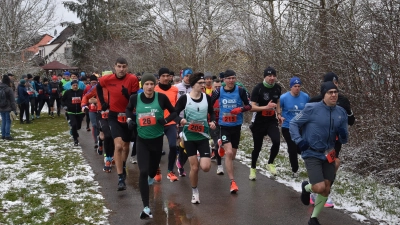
left=237, top=126, right=400, bottom=225
left=0, top=128, right=109, bottom=224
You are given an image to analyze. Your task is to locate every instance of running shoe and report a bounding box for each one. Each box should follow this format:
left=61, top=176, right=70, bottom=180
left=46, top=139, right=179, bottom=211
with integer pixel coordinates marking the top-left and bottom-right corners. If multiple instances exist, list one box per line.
left=249, top=168, right=256, bottom=181
left=178, top=168, right=186, bottom=177
left=324, top=197, right=334, bottom=208
left=310, top=193, right=316, bottom=205
left=217, top=139, right=225, bottom=157
left=94, top=143, right=98, bottom=149
left=230, top=180, right=239, bottom=194
left=86, top=127, right=91, bottom=131
left=301, top=181, right=310, bottom=205
left=103, top=158, right=112, bottom=173
left=191, top=191, right=200, bottom=204
left=97, top=146, right=103, bottom=155
left=140, top=206, right=153, bottom=219
left=167, top=171, right=178, bottom=182
left=74, top=139, right=79, bottom=146
left=148, top=176, right=154, bottom=186
left=130, top=156, right=137, bottom=164
left=217, top=165, right=224, bottom=175
left=162, top=150, right=166, bottom=155
left=154, top=167, right=162, bottom=182
left=308, top=217, right=321, bottom=225
left=111, top=157, right=115, bottom=166
left=292, top=172, right=299, bottom=178
left=36, top=116, right=40, bottom=119
left=267, top=163, right=277, bottom=176
left=210, top=151, right=216, bottom=161
left=117, top=177, right=126, bottom=191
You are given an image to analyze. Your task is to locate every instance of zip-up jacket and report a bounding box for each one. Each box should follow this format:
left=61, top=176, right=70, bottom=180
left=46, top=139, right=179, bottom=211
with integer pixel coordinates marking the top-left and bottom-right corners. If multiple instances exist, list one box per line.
left=289, top=101, right=348, bottom=160
left=62, top=89, right=84, bottom=114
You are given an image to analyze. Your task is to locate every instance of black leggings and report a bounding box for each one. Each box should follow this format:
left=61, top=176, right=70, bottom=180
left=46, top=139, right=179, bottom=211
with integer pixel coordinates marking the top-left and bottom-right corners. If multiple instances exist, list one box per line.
left=164, top=124, right=177, bottom=172
left=137, top=135, right=163, bottom=207
left=30, top=98, right=36, bottom=116
left=69, top=113, right=85, bottom=140
left=97, top=114, right=114, bottom=157
left=282, top=127, right=300, bottom=173
left=251, top=121, right=280, bottom=168
left=37, top=97, right=50, bottom=116
left=19, top=102, right=30, bottom=122
left=210, top=125, right=222, bottom=165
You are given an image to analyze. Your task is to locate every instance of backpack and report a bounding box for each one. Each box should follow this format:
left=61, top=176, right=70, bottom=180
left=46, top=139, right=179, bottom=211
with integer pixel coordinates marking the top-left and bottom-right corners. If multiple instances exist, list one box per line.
left=0, top=87, right=7, bottom=107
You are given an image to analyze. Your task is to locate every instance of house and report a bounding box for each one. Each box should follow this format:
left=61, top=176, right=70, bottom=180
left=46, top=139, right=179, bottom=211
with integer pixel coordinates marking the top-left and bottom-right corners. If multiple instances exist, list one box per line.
left=37, top=26, right=76, bottom=66
left=21, top=34, right=53, bottom=62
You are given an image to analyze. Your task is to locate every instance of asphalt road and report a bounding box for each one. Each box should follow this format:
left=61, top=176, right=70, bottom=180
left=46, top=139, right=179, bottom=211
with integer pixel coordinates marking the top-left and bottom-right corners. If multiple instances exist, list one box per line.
left=78, top=129, right=362, bottom=225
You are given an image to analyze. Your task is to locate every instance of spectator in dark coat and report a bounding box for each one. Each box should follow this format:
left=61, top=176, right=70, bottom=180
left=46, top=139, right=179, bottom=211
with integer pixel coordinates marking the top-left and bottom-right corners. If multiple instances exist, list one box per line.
left=17, top=79, right=31, bottom=124
left=0, top=75, right=17, bottom=140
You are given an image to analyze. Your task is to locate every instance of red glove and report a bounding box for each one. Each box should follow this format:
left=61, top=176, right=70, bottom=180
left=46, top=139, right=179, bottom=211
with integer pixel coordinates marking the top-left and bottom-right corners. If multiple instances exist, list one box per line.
left=230, top=107, right=242, bottom=115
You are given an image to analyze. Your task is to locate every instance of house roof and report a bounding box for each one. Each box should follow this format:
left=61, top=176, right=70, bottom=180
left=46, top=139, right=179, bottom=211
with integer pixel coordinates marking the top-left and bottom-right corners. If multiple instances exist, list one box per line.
left=49, top=26, right=75, bottom=45
left=41, top=60, right=78, bottom=70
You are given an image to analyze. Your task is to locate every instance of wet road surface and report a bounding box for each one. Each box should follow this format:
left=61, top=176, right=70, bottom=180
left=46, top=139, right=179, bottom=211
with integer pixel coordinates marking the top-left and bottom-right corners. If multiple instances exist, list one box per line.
left=78, top=130, right=362, bottom=225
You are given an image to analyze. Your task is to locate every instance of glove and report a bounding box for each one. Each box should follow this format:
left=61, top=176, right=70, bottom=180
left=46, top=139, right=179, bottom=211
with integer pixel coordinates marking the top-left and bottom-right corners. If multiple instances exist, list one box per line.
left=157, top=118, right=167, bottom=126
left=338, top=127, right=347, bottom=139
left=297, top=140, right=309, bottom=152
left=230, top=107, right=242, bottom=115
left=121, top=85, right=129, bottom=99
left=101, top=102, right=109, bottom=111
left=128, top=119, right=136, bottom=130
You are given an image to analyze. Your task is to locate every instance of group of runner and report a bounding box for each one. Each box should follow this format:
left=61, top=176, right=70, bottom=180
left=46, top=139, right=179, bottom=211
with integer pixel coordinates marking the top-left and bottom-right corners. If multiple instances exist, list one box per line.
left=58, top=57, right=354, bottom=225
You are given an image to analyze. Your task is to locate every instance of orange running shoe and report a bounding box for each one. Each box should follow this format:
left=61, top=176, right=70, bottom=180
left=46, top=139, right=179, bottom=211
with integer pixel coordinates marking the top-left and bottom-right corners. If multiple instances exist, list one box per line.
left=218, top=139, right=225, bottom=157
left=154, top=167, right=162, bottom=182
left=230, top=180, right=238, bottom=194
left=167, top=171, right=178, bottom=182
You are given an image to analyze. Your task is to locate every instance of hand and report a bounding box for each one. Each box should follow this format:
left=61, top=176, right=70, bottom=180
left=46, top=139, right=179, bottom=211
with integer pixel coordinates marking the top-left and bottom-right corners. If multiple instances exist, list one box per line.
left=101, top=102, right=109, bottom=111
left=209, top=121, right=216, bottom=130
left=81, top=106, right=88, bottom=113
left=297, top=140, right=309, bottom=152
left=128, top=119, right=136, bottom=130
left=230, top=107, right=242, bottom=115
left=157, top=118, right=167, bottom=126
left=277, top=115, right=285, bottom=125
left=180, top=119, right=187, bottom=126
left=338, top=127, right=347, bottom=139
left=121, top=85, right=129, bottom=99
left=266, top=100, right=277, bottom=109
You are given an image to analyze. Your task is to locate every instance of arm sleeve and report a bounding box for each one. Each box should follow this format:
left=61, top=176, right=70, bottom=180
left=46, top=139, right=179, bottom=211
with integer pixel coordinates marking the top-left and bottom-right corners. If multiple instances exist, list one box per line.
left=206, top=95, right=215, bottom=122
left=96, top=83, right=105, bottom=104
left=289, top=104, right=313, bottom=144
left=239, top=88, right=252, bottom=111
left=126, top=94, right=137, bottom=121
left=210, top=89, right=220, bottom=106
left=174, top=95, right=187, bottom=124
left=159, top=93, right=177, bottom=123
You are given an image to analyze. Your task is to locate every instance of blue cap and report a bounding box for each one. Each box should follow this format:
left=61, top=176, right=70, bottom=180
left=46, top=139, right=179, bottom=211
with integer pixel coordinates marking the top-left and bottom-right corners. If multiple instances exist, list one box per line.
left=64, top=71, right=71, bottom=76
left=290, top=77, right=301, bottom=88
left=182, top=68, right=193, bottom=78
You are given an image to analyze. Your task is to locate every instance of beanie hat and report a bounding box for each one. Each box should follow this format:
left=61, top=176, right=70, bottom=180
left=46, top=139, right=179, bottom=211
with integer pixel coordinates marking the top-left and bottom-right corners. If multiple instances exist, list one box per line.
left=289, top=77, right=302, bottom=88
left=52, top=75, right=58, bottom=81
left=90, top=75, right=98, bottom=81
left=27, top=74, right=33, bottom=79
left=182, top=68, right=193, bottom=78
left=20, top=79, right=26, bottom=85
left=224, top=69, right=236, bottom=78
left=71, top=80, right=78, bottom=85
left=264, top=67, right=276, bottom=77
left=141, top=73, right=157, bottom=86
left=80, top=72, right=86, bottom=77
left=43, top=78, right=49, bottom=82
left=219, top=72, right=224, bottom=79
left=159, top=67, right=170, bottom=76
left=323, top=72, right=338, bottom=82
left=320, top=81, right=338, bottom=96
left=64, top=71, right=71, bottom=76
left=204, top=72, right=213, bottom=79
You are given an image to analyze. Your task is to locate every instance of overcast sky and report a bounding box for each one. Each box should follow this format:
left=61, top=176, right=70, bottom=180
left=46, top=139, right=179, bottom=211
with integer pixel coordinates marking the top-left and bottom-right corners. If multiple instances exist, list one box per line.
left=49, top=0, right=81, bottom=36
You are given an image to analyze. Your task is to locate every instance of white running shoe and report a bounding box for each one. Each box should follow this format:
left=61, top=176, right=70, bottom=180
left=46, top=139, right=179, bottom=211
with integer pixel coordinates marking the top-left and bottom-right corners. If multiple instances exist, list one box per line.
left=217, top=165, right=224, bottom=175
left=191, top=190, right=200, bottom=204
left=130, top=156, right=137, bottom=164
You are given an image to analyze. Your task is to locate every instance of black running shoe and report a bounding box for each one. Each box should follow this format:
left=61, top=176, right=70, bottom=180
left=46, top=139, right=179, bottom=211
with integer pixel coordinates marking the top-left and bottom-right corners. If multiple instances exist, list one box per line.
left=301, top=181, right=310, bottom=205
left=140, top=206, right=153, bottom=219
left=74, top=140, right=79, bottom=146
left=308, top=217, right=321, bottom=225
left=117, top=178, right=126, bottom=191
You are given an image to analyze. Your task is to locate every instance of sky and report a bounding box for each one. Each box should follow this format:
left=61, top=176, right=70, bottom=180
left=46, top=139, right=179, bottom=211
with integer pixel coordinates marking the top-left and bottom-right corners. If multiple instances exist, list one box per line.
left=49, top=0, right=81, bottom=36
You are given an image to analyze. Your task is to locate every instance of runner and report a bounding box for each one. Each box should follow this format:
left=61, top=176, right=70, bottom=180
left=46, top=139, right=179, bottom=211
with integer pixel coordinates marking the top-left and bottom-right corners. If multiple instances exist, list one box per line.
left=175, top=72, right=216, bottom=203
left=17, top=79, right=31, bottom=124
left=309, top=72, right=355, bottom=208
left=279, top=77, right=309, bottom=178
left=211, top=69, right=252, bottom=193
left=26, top=74, right=37, bottom=121
left=62, top=80, right=85, bottom=146
left=48, top=75, right=62, bottom=118
left=209, top=79, right=224, bottom=174
left=204, top=72, right=213, bottom=95
left=154, top=67, right=179, bottom=182
left=248, top=66, right=282, bottom=180
left=289, top=81, right=348, bottom=225
left=125, top=73, right=176, bottom=219
left=96, top=57, right=139, bottom=191
left=81, top=75, right=100, bottom=149
left=175, top=68, right=193, bottom=177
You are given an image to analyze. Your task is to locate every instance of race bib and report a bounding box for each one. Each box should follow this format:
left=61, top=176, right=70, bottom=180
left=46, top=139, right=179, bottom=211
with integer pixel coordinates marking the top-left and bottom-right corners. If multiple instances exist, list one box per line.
left=38, top=89, right=43, bottom=94
left=101, top=110, right=109, bottom=119
left=27, top=91, right=33, bottom=95
left=188, top=121, right=205, bottom=133
left=52, top=88, right=57, bottom=93
left=72, top=97, right=81, bottom=104
left=117, top=113, right=127, bottom=123
left=138, top=112, right=156, bottom=127
left=262, top=110, right=275, bottom=116
left=325, top=149, right=336, bottom=163
left=222, top=113, right=237, bottom=123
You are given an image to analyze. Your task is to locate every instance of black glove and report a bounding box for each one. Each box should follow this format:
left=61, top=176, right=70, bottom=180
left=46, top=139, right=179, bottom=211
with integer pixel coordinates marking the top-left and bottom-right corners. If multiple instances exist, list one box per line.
left=121, top=85, right=129, bottom=100
left=84, top=107, right=89, bottom=113
left=297, top=140, right=309, bottom=152
left=101, top=102, right=109, bottom=111
left=128, top=119, right=136, bottom=130
left=157, top=118, right=167, bottom=126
